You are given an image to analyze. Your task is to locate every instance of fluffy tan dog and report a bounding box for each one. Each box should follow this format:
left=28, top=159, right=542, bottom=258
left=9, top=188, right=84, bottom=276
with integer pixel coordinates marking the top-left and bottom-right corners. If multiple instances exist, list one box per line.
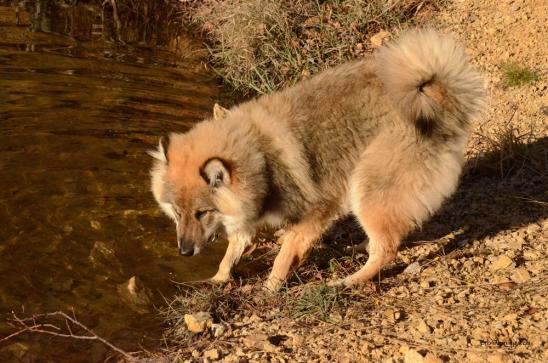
left=149, top=29, right=486, bottom=291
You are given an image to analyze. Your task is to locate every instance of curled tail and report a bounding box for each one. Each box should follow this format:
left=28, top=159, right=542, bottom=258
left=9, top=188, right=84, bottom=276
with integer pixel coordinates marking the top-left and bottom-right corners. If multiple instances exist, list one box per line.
left=376, top=29, right=486, bottom=136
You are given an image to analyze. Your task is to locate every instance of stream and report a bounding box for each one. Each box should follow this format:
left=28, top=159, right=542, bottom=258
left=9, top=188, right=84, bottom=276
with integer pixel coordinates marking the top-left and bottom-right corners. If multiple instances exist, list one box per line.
left=0, top=1, right=227, bottom=361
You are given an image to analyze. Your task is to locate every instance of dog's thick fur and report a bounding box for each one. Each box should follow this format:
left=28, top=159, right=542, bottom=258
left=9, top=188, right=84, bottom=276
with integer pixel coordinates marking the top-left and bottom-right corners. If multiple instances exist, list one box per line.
left=149, top=29, right=486, bottom=290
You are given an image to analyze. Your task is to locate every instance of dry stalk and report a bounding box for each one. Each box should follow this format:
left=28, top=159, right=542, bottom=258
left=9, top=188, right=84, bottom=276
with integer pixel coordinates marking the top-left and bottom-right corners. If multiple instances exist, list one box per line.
left=1, top=310, right=136, bottom=361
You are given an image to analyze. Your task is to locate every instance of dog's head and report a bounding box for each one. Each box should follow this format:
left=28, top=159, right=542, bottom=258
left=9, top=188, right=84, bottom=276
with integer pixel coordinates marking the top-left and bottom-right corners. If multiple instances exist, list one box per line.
left=149, top=104, right=266, bottom=256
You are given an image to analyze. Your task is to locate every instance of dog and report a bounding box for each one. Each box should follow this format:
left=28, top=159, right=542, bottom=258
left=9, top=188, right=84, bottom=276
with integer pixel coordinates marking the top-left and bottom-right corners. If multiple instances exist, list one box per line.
left=149, top=29, right=485, bottom=291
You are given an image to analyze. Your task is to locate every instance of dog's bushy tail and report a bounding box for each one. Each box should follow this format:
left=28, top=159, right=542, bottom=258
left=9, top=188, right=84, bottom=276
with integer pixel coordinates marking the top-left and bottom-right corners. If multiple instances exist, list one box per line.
left=376, top=29, right=486, bottom=135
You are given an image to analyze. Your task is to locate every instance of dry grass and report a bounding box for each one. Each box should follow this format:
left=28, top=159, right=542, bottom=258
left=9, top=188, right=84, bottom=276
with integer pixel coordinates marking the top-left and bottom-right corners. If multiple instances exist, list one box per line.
left=470, top=114, right=547, bottom=180
left=180, top=0, right=446, bottom=95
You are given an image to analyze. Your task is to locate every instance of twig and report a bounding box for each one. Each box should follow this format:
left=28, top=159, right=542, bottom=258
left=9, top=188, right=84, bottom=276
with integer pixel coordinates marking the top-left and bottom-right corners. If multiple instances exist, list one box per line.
left=1, top=310, right=136, bottom=361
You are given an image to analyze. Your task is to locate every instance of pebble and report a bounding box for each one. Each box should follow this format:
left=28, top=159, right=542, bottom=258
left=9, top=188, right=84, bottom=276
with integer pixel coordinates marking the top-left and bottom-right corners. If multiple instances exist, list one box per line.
left=417, top=319, right=432, bottom=334
left=404, top=349, right=425, bottom=363
left=184, top=312, right=213, bottom=333
left=370, top=30, right=391, bottom=48
left=490, top=255, right=513, bottom=271
left=204, top=348, right=220, bottom=360
left=510, top=268, right=530, bottom=283
left=211, top=323, right=226, bottom=338
left=424, top=353, right=443, bottom=363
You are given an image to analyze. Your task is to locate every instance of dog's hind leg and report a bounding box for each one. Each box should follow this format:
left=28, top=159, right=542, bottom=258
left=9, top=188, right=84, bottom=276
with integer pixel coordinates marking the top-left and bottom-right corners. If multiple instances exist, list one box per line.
left=330, top=206, right=409, bottom=287
left=331, top=136, right=455, bottom=287
left=210, top=233, right=252, bottom=283
left=265, top=207, right=336, bottom=291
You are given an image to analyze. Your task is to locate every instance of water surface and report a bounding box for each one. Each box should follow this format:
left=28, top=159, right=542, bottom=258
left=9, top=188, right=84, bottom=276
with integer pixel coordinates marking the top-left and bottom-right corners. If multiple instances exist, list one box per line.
left=0, top=2, right=226, bottom=360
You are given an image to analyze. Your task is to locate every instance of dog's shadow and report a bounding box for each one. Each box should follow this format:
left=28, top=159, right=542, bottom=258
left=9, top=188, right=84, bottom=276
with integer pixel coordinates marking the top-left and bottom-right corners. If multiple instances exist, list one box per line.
left=319, top=136, right=547, bottom=278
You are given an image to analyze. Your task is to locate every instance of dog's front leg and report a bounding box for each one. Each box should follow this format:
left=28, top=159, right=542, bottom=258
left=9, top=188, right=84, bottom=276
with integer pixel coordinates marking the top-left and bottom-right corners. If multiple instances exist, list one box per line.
left=265, top=212, right=334, bottom=292
left=210, top=233, right=252, bottom=283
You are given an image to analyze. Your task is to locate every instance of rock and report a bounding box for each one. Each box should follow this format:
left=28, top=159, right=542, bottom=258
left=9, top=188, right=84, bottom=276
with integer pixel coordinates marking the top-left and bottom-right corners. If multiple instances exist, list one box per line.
left=399, top=345, right=410, bottom=354
left=211, top=323, right=226, bottom=338
left=385, top=308, right=401, bottom=322
left=510, top=268, right=530, bottom=283
left=117, top=276, right=153, bottom=314
left=184, top=312, right=213, bottom=333
left=424, top=353, right=442, bottom=363
left=466, top=352, right=485, bottom=363
left=89, top=241, right=122, bottom=271
left=204, top=348, right=220, bottom=360
left=487, top=353, right=511, bottom=363
left=370, top=31, right=391, bottom=48
left=490, top=255, right=513, bottom=271
left=242, top=334, right=278, bottom=351
left=417, top=319, right=432, bottom=334
left=405, top=349, right=425, bottom=363
left=403, top=262, right=421, bottom=275
left=1, top=343, right=29, bottom=359
left=224, top=354, right=239, bottom=363
left=289, top=334, right=305, bottom=348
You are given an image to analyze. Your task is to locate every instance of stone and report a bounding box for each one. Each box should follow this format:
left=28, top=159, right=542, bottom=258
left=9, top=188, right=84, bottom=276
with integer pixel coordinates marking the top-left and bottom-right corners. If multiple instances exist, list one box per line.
left=487, top=353, right=511, bottom=363
left=370, top=31, right=391, bottom=48
left=184, top=312, right=213, bottom=333
left=424, top=353, right=442, bottom=363
left=117, top=276, right=153, bottom=314
left=242, top=333, right=278, bottom=351
left=466, top=352, right=485, bottom=363
left=399, top=345, right=410, bottom=354
left=89, top=241, right=122, bottom=271
left=204, top=348, right=220, bottom=360
left=403, top=262, right=421, bottom=275
left=211, top=323, right=226, bottom=338
left=490, top=255, right=513, bottom=271
left=417, top=319, right=432, bottom=334
left=404, top=349, right=425, bottom=363
left=510, top=268, right=530, bottom=283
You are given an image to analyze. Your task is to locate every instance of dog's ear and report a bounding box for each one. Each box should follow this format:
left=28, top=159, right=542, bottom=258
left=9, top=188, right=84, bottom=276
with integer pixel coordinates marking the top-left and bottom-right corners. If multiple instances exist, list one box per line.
left=213, top=103, right=228, bottom=120
left=147, top=135, right=170, bottom=162
left=200, top=158, right=231, bottom=187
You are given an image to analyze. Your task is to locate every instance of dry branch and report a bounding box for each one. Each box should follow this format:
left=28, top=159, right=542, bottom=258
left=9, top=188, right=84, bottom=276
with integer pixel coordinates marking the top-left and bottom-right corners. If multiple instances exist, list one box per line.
left=1, top=310, right=136, bottom=362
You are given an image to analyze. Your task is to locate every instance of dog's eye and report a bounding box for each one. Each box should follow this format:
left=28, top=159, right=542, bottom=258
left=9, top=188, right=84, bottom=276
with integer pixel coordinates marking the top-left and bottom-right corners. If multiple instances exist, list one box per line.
left=194, top=209, right=213, bottom=220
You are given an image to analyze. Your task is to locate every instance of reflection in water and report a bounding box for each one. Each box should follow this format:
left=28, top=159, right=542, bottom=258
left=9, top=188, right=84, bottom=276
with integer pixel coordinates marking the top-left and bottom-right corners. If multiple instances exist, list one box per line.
left=0, top=1, right=226, bottom=361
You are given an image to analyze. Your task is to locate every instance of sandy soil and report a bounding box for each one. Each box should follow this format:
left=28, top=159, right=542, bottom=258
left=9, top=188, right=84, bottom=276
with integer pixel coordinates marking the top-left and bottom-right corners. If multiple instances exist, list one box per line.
left=158, top=1, right=547, bottom=362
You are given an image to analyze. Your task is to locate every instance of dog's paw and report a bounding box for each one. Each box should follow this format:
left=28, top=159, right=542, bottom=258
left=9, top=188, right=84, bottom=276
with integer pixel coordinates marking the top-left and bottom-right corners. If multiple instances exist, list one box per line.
left=327, top=278, right=346, bottom=288
left=263, top=278, right=283, bottom=293
left=209, top=272, right=231, bottom=284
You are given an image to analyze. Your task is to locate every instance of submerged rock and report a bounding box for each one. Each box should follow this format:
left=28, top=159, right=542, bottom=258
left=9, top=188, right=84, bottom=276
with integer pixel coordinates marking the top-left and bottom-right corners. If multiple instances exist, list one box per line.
left=89, top=241, right=122, bottom=273
left=117, top=276, right=153, bottom=314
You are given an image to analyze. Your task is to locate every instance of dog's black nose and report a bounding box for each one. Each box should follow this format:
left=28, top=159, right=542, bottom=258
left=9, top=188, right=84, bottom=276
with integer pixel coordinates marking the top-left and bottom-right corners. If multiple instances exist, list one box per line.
left=179, top=245, right=194, bottom=256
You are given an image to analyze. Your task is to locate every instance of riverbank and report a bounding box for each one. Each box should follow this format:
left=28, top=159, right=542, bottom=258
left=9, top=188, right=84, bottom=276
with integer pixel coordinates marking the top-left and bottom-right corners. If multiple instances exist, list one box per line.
left=149, top=0, right=547, bottom=362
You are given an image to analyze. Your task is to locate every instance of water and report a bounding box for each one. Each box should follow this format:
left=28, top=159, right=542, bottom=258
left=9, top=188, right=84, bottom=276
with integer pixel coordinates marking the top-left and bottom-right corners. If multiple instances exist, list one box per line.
left=0, top=1, right=227, bottom=360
